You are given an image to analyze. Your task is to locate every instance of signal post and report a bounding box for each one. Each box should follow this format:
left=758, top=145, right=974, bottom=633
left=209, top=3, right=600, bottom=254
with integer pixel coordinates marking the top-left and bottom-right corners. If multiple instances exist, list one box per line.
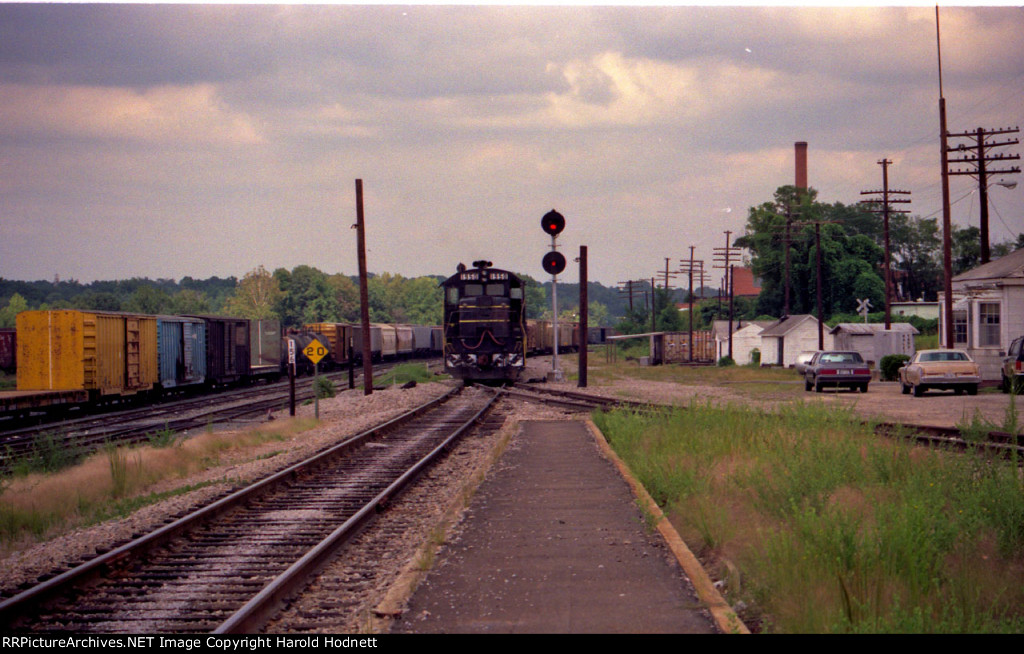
left=541, top=210, right=566, bottom=382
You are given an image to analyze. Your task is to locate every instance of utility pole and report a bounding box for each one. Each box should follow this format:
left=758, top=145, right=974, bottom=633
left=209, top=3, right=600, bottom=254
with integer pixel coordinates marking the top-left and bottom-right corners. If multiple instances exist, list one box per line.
left=578, top=246, right=588, bottom=388
left=804, top=219, right=839, bottom=349
left=679, top=247, right=704, bottom=362
left=946, top=126, right=1021, bottom=263
left=936, top=6, right=955, bottom=349
left=354, top=179, right=374, bottom=395
left=860, top=158, right=911, bottom=329
left=713, top=231, right=741, bottom=359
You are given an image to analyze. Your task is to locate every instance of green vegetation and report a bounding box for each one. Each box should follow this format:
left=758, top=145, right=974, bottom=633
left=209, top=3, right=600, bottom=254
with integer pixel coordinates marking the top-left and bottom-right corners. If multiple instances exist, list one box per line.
left=0, top=417, right=316, bottom=551
left=879, top=354, right=910, bottom=382
left=594, top=402, right=1024, bottom=633
left=377, top=363, right=441, bottom=387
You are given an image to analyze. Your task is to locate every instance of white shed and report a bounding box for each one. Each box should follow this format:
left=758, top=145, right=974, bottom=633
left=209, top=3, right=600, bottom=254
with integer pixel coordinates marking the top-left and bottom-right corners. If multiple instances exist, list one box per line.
left=759, top=315, right=833, bottom=367
left=829, top=323, right=918, bottom=368
left=712, top=320, right=773, bottom=365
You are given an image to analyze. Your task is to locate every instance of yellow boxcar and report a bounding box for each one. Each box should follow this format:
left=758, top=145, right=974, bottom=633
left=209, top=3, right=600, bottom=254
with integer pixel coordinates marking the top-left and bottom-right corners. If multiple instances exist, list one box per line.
left=16, top=310, right=158, bottom=396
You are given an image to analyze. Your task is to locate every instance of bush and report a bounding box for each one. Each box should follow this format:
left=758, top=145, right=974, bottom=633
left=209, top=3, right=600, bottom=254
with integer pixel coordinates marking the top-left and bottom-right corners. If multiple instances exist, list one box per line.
left=314, top=376, right=336, bottom=399
left=717, top=355, right=735, bottom=367
left=880, top=354, right=910, bottom=381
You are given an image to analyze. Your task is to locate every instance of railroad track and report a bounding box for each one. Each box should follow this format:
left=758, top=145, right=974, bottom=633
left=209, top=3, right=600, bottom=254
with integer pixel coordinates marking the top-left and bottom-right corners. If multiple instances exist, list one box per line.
left=0, top=384, right=501, bottom=633
left=512, top=382, right=1024, bottom=457
left=508, top=382, right=654, bottom=412
left=0, top=362, right=413, bottom=471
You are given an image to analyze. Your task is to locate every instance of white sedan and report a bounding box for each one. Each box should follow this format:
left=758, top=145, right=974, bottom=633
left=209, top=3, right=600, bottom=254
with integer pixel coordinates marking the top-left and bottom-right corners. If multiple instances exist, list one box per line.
left=899, top=349, right=981, bottom=397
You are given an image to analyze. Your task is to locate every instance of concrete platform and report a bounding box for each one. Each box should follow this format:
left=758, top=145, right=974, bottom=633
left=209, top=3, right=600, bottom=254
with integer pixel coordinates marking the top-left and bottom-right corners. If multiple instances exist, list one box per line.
left=393, top=419, right=738, bottom=634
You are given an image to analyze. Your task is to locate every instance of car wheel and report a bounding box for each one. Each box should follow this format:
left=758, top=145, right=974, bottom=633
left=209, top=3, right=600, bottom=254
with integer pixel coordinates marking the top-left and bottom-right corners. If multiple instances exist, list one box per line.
left=805, top=379, right=812, bottom=392
left=913, top=384, right=925, bottom=397
left=901, top=382, right=910, bottom=395
left=968, top=384, right=978, bottom=396
left=815, top=381, right=823, bottom=393
left=860, top=383, right=869, bottom=393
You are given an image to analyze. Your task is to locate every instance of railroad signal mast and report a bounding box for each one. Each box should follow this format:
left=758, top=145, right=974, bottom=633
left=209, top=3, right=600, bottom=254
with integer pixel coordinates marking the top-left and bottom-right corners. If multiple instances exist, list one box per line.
left=541, top=209, right=566, bottom=381
left=860, top=158, right=911, bottom=329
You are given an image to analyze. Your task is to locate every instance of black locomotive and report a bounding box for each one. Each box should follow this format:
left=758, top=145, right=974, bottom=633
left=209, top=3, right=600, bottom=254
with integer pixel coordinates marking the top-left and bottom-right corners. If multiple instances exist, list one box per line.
left=441, top=261, right=526, bottom=383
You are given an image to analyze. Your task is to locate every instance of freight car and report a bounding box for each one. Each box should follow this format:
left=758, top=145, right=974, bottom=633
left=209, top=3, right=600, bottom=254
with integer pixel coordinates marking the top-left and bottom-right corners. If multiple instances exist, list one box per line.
left=525, top=319, right=580, bottom=355
left=16, top=310, right=159, bottom=400
left=156, top=315, right=207, bottom=392
left=441, top=261, right=526, bottom=383
left=0, top=328, right=15, bottom=374
left=1, top=310, right=446, bottom=423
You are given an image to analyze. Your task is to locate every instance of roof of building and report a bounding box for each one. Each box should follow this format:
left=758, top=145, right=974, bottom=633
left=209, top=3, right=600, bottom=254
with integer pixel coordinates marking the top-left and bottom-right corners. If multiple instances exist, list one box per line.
left=759, top=314, right=819, bottom=337
left=710, top=319, right=774, bottom=339
left=953, top=247, right=1024, bottom=283
left=829, top=322, right=919, bottom=335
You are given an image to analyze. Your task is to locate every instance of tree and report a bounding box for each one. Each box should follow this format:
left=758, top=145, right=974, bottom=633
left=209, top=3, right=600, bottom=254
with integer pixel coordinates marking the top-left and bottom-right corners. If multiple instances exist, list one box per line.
left=224, top=265, right=281, bottom=320
left=736, top=185, right=886, bottom=320
left=125, top=284, right=171, bottom=314
left=0, top=293, right=28, bottom=328
left=274, top=265, right=340, bottom=327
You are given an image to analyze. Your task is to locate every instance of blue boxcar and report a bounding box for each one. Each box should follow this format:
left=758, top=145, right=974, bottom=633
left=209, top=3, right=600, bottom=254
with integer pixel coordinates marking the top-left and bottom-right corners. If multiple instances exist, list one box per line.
left=156, top=316, right=207, bottom=389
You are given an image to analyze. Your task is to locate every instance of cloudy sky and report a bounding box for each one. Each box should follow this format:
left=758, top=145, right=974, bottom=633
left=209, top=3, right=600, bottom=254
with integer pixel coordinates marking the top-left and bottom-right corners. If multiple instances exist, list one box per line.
left=1, top=3, right=1022, bottom=287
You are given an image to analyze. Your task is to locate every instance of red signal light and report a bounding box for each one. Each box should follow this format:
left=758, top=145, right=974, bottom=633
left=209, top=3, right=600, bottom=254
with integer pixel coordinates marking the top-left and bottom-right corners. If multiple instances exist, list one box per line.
left=541, top=209, right=565, bottom=236
left=542, top=251, right=566, bottom=275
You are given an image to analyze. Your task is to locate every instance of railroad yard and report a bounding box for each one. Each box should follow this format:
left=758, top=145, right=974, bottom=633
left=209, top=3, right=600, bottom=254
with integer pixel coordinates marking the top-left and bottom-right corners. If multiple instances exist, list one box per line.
left=1, top=355, right=1022, bottom=633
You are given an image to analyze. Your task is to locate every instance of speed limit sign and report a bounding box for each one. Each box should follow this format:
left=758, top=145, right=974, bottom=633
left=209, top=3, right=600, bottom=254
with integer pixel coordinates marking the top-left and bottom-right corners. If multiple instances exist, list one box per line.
left=303, top=342, right=328, bottom=365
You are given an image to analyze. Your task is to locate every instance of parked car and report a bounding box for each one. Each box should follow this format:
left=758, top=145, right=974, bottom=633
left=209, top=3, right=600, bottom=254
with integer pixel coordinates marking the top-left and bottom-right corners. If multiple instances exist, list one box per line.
left=1001, top=335, right=1024, bottom=393
left=794, top=350, right=820, bottom=375
left=804, top=351, right=871, bottom=393
left=899, top=349, right=980, bottom=397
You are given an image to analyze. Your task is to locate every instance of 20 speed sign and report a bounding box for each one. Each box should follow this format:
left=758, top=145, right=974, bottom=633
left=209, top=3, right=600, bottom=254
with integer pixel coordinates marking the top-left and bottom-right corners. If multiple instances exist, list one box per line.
left=303, top=342, right=328, bottom=365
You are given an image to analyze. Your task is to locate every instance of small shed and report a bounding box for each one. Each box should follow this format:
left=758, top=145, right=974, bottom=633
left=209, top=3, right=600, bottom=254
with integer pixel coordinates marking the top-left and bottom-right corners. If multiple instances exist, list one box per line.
left=711, top=320, right=773, bottom=365
left=759, top=315, right=833, bottom=367
left=829, top=323, right=918, bottom=368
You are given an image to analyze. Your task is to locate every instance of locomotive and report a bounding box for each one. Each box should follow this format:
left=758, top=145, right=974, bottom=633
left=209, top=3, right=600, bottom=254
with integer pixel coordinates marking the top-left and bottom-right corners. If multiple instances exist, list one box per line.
left=441, top=261, right=526, bottom=383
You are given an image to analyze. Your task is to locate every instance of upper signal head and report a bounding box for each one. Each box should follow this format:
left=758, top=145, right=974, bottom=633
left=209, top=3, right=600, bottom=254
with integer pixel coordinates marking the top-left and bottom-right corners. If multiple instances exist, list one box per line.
left=541, top=209, right=565, bottom=236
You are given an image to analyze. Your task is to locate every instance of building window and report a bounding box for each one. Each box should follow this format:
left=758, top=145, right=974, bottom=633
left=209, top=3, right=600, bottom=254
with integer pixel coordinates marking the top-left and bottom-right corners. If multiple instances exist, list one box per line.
left=953, top=310, right=968, bottom=345
left=979, top=303, right=1000, bottom=347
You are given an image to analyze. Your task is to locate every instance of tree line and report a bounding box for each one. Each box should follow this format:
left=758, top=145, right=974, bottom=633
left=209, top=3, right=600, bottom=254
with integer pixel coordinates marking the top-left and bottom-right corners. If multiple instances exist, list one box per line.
left=4, top=185, right=1014, bottom=334
left=0, top=266, right=635, bottom=329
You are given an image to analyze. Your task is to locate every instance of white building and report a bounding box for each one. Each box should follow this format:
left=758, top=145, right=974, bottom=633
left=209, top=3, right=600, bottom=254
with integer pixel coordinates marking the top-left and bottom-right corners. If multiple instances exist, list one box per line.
left=759, top=315, right=833, bottom=367
left=939, top=248, right=1024, bottom=381
left=829, top=323, right=918, bottom=368
left=711, top=320, right=773, bottom=365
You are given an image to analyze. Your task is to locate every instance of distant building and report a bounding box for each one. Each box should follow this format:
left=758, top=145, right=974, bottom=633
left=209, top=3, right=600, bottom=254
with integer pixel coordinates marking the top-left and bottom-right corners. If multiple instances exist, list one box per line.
left=730, top=267, right=762, bottom=298
left=891, top=301, right=939, bottom=321
left=829, top=323, right=918, bottom=368
left=711, top=320, right=773, bottom=365
left=758, top=315, right=833, bottom=367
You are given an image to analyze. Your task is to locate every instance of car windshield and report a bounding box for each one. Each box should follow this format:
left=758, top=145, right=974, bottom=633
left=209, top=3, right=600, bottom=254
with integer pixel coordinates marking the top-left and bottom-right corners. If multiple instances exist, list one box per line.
left=819, top=353, right=861, bottom=364
left=920, top=351, right=968, bottom=362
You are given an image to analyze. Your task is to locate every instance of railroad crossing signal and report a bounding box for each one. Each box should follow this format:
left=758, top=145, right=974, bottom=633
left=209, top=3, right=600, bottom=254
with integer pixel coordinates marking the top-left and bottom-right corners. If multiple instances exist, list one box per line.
left=303, top=341, right=328, bottom=365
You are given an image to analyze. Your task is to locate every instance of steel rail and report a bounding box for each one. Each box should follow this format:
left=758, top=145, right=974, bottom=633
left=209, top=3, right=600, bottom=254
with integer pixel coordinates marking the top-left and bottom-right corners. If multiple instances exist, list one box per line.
left=214, top=386, right=502, bottom=633
left=0, top=384, right=462, bottom=628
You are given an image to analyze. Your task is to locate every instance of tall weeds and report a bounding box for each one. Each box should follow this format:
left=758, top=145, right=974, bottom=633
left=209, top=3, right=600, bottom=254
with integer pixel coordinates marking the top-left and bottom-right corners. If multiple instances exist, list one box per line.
left=595, top=402, right=1024, bottom=633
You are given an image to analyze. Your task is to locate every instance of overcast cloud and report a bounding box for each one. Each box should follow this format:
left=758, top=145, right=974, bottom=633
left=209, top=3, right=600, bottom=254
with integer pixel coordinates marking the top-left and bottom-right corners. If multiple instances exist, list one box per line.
left=1, top=4, right=1022, bottom=286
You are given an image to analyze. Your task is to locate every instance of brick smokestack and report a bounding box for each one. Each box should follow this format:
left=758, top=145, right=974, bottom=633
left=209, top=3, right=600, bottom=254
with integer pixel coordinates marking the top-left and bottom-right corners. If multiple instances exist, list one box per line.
left=794, top=141, right=808, bottom=191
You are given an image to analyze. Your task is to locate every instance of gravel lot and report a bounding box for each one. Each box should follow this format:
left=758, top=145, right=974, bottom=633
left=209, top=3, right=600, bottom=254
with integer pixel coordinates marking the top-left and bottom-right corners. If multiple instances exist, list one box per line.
left=1, top=356, right=1018, bottom=631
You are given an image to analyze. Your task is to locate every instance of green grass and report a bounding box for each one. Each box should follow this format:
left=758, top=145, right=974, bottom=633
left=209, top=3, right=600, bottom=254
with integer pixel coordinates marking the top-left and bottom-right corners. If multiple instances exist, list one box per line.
left=377, top=363, right=438, bottom=387
left=594, top=402, right=1024, bottom=633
